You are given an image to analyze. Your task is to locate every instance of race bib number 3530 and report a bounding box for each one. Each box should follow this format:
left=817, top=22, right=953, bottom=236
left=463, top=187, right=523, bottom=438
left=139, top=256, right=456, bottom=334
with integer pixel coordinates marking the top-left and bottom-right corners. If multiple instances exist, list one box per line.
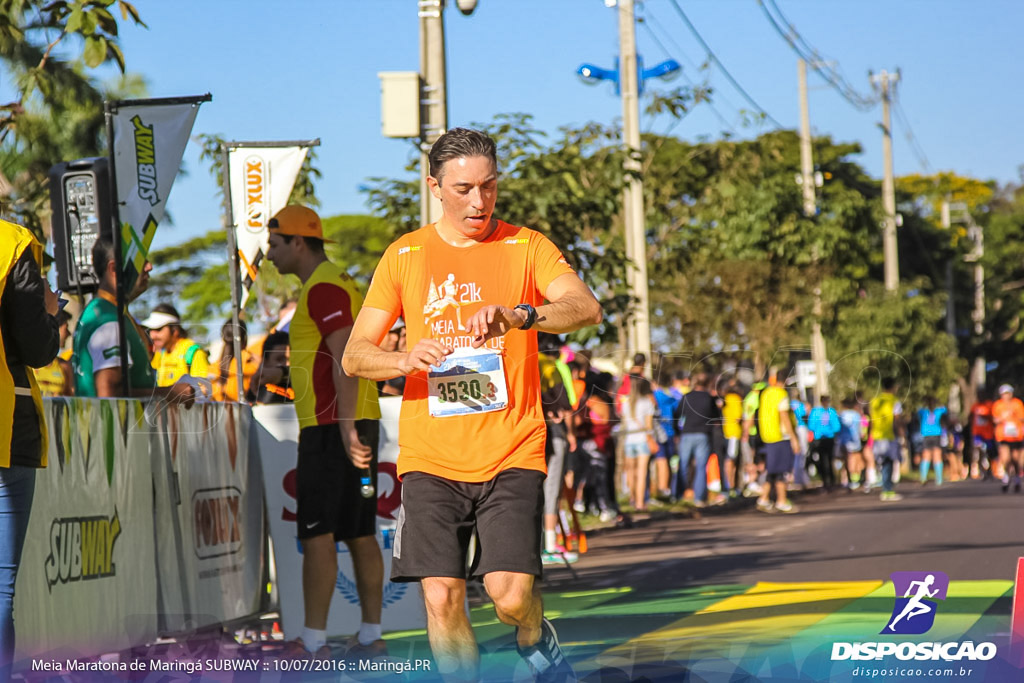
left=428, top=347, right=508, bottom=418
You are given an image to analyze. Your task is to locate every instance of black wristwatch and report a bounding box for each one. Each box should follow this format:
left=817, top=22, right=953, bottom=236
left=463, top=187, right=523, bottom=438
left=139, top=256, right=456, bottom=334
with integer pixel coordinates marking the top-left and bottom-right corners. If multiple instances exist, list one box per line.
left=513, top=303, right=537, bottom=330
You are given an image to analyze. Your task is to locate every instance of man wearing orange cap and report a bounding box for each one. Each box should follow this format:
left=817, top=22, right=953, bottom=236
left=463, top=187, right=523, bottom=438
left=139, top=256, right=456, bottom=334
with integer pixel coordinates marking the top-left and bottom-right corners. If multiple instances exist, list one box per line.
left=265, top=205, right=385, bottom=658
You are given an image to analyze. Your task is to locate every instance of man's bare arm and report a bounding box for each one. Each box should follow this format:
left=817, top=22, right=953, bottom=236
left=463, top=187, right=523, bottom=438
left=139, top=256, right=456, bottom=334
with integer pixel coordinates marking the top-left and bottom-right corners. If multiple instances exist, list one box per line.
left=463, top=273, right=603, bottom=347
left=342, top=306, right=452, bottom=381
left=535, top=273, right=602, bottom=333
left=94, top=367, right=194, bottom=405
left=325, top=326, right=373, bottom=468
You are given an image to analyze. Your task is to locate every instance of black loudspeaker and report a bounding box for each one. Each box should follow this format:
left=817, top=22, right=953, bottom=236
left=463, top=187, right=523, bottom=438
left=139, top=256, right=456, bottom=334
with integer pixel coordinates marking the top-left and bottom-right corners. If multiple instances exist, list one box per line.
left=48, top=157, right=114, bottom=294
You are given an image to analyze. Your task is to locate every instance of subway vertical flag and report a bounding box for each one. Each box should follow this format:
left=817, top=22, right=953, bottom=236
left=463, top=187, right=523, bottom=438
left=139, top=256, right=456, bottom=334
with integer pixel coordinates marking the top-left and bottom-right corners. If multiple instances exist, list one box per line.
left=110, top=96, right=209, bottom=289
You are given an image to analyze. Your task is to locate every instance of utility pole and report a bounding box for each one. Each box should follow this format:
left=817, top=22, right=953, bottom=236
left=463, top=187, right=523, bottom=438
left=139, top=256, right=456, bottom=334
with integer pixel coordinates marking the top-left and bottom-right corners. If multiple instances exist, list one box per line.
left=618, top=0, right=650, bottom=362
left=418, top=0, right=446, bottom=227
left=941, top=200, right=956, bottom=339
left=872, top=69, right=900, bottom=291
left=962, top=209, right=986, bottom=390
left=798, top=58, right=829, bottom=404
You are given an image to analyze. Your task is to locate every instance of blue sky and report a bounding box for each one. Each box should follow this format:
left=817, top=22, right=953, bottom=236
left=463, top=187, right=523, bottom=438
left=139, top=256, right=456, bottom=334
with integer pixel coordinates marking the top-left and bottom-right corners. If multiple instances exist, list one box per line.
left=94, top=0, right=1024, bottom=252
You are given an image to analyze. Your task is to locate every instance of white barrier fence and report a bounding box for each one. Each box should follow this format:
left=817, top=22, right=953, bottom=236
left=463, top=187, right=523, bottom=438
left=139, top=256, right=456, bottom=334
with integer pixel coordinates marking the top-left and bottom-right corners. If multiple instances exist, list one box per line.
left=254, top=396, right=424, bottom=639
left=14, top=395, right=422, bottom=661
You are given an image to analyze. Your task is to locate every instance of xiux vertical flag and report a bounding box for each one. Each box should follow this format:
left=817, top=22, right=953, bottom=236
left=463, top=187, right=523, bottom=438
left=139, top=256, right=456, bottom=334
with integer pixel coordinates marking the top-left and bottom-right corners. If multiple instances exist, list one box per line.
left=228, top=146, right=308, bottom=306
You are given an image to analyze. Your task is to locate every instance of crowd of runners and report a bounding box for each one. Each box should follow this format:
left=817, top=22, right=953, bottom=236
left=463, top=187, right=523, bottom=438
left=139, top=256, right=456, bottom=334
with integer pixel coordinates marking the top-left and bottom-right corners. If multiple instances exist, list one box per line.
left=534, top=348, right=1024, bottom=565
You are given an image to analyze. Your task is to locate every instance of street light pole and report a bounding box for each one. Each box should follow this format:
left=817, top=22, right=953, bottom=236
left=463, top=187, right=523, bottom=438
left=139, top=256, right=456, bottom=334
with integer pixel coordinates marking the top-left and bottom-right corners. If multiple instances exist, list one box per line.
left=618, top=0, right=650, bottom=362
left=419, top=0, right=447, bottom=227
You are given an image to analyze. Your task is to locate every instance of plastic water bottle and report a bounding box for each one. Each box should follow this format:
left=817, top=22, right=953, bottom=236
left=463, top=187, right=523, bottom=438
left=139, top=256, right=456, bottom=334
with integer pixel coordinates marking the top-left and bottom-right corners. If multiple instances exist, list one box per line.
left=360, top=469, right=375, bottom=498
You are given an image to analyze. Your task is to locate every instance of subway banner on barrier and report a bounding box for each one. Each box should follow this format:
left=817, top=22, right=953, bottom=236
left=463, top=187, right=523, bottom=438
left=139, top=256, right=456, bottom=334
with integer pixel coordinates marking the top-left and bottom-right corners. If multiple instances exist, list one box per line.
left=149, top=402, right=265, bottom=633
left=228, top=144, right=311, bottom=306
left=108, top=95, right=210, bottom=289
left=15, top=399, right=158, bottom=660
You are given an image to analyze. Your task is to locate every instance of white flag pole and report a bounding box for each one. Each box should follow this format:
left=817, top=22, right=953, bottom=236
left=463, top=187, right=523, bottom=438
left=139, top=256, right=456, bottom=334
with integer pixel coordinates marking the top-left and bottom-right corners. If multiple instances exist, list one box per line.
left=220, top=144, right=245, bottom=402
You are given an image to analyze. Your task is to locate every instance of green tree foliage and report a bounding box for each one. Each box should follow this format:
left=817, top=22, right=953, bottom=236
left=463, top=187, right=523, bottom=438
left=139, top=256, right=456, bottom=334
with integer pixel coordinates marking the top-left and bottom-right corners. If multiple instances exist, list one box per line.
left=975, top=174, right=1024, bottom=386
left=827, top=281, right=964, bottom=406
left=0, top=0, right=146, bottom=237
left=146, top=214, right=392, bottom=339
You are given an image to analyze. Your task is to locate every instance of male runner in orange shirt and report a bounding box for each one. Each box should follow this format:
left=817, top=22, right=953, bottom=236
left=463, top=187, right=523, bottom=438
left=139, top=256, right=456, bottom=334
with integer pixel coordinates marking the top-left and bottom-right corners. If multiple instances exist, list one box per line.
left=992, top=384, right=1024, bottom=493
left=343, top=128, right=601, bottom=682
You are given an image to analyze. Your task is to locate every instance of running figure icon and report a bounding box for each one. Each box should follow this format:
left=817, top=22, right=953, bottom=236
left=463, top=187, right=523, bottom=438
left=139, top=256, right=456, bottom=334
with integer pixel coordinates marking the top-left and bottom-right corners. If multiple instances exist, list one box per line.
left=424, top=273, right=465, bottom=330
left=887, top=574, right=939, bottom=632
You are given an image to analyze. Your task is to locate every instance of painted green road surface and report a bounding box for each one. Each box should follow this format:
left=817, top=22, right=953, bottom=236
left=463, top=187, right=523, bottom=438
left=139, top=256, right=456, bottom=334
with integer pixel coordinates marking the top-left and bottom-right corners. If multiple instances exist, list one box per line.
left=379, top=580, right=1018, bottom=682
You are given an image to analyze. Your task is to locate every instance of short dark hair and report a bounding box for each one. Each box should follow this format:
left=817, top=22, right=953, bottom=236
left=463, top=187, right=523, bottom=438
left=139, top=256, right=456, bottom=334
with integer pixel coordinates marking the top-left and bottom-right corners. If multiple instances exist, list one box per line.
left=882, top=377, right=897, bottom=391
left=279, top=234, right=324, bottom=254
left=262, top=331, right=289, bottom=355
left=428, top=127, right=497, bottom=183
left=632, top=352, right=647, bottom=368
left=92, top=238, right=116, bottom=279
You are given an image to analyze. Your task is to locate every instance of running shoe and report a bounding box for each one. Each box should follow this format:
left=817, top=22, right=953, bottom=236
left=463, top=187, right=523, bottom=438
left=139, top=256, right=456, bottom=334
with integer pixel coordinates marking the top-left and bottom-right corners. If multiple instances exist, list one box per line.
left=774, top=501, right=799, bottom=514
left=743, top=483, right=763, bottom=498
left=517, top=618, right=577, bottom=682
left=344, top=636, right=388, bottom=661
left=279, top=638, right=331, bottom=660
left=756, top=499, right=775, bottom=513
left=572, top=501, right=586, bottom=514
left=880, top=491, right=904, bottom=502
left=598, top=509, right=617, bottom=523
left=1002, top=474, right=1011, bottom=493
left=541, top=548, right=578, bottom=566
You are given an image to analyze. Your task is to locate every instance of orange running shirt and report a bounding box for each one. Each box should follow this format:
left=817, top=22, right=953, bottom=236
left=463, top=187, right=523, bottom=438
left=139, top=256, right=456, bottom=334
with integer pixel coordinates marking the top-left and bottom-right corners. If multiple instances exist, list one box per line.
left=290, top=261, right=381, bottom=429
left=992, top=397, right=1024, bottom=443
left=970, top=400, right=995, bottom=441
left=363, top=221, right=576, bottom=482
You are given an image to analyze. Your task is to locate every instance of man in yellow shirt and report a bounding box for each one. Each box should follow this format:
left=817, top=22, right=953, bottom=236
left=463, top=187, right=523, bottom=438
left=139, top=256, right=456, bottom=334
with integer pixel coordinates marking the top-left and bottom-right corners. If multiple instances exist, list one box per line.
left=142, top=304, right=209, bottom=387
left=266, top=205, right=384, bottom=659
left=743, top=367, right=801, bottom=513
left=869, top=377, right=905, bottom=502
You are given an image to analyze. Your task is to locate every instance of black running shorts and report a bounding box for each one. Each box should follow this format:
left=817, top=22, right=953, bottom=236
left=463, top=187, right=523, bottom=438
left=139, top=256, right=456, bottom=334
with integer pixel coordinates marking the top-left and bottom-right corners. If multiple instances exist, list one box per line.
left=296, top=420, right=379, bottom=541
left=764, top=440, right=795, bottom=475
left=391, top=468, right=545, bottom=582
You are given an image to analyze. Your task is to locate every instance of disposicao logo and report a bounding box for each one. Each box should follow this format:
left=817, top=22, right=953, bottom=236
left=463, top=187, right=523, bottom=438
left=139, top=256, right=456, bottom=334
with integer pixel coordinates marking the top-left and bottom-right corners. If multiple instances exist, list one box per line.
left=831, top=570, right=997, bottom=663
left=884, top=570, right=949, bottom=635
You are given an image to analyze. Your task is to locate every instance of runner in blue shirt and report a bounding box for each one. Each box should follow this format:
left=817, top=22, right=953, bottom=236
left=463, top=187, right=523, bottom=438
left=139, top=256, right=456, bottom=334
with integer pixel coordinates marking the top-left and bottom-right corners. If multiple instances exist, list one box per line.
left=838, top=398, right=866, bottom=489
left=790, top=393, right=811, bottom=488
left=918, top=396, right=949, bottom=485
left=808, top=396, right=841, bottom=490
left=653, top=381, right=679, bottom=499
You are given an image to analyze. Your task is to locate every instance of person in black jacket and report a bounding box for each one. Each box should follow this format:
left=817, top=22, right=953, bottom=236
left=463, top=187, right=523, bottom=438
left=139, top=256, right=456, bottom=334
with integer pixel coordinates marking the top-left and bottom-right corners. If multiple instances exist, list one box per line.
left=0, top=220, right=60, bottom=682
left=674, top=372, right=722, bottom=506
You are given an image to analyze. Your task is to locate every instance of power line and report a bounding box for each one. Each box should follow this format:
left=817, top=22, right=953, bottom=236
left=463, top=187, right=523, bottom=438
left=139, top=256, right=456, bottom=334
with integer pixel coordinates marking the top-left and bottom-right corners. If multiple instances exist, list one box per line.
left=636, top=11, right=737, bottom=134
left=665, top=0, right=782, bottom=129
left=642, top=6, right=744, bottom=128
left=890, top=83, right=932, bottom=173
left=757, top=0, right=876, bottom=111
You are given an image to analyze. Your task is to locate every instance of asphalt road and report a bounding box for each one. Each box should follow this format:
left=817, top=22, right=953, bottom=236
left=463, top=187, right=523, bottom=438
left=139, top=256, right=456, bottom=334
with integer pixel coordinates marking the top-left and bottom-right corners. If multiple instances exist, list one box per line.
left=543, top=478, right=1024, bottom=592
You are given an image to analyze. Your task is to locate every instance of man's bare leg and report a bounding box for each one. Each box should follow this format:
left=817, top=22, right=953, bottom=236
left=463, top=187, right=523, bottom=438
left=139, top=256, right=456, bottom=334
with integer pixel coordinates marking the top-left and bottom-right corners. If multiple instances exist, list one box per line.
left=422, top=577, right=478, bottom=682
left=483, top=571, right=542, bottom=647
